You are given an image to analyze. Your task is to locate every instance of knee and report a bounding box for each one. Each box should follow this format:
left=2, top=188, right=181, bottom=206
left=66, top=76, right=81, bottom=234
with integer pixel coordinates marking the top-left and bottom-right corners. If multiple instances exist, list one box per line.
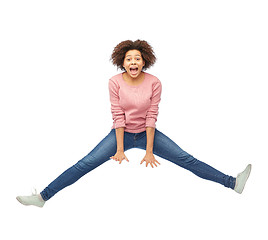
left=177, top=152, right=197, bottom=166
left=74, top=154, right=110, bottom=173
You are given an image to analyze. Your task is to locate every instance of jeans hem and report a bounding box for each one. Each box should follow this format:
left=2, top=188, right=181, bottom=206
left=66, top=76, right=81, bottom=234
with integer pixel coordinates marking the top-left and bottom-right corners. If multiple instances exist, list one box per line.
left=40, top=191, right=48, bottom=201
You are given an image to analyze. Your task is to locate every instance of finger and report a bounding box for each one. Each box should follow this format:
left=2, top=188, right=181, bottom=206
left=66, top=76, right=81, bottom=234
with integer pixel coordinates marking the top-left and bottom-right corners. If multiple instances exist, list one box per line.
left=155, top=160, right=160, bottom=165
left=150, top=162, right=154, bottom=168
left=146, top=162, right=148, bottom=167
left=120, top=157, right=125, bottom=164
left=153, top=161, right=157, bottom=167
left=140, top=159, right=145, bottom=165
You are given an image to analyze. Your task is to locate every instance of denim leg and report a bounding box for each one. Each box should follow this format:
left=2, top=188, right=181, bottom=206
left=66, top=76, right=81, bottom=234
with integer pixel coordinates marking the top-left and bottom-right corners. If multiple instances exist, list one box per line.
left=151, top=129, right=236, bottom=189
left=41, top=129, right=117, bottom=201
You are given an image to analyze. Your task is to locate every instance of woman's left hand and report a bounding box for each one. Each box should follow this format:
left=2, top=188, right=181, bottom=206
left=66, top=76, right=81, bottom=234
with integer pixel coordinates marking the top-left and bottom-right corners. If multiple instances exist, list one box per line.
left=140, top=152, right=160, bottom=168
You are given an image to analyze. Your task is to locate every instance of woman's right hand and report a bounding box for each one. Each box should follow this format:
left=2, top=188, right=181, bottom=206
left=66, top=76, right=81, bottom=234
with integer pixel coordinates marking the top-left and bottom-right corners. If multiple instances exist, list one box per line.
left=110, top=151, right=129, bottom=164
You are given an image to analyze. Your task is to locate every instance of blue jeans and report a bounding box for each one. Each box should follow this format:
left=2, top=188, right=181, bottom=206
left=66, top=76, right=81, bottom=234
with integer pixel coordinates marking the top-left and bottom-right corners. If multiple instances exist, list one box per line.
left=41, top=129, right=236, bottom=201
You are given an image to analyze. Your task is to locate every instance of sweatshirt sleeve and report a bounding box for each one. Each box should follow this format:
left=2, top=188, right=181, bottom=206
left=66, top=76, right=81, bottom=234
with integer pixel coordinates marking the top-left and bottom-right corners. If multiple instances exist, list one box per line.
left=145, top=79, right=162, bottom=128
left=109, top=78, right=126, bottom=129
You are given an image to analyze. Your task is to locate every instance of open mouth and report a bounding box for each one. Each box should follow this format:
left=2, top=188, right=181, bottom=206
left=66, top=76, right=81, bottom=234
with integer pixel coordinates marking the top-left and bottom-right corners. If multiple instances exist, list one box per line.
left=130, top=66, right=139, bottom=75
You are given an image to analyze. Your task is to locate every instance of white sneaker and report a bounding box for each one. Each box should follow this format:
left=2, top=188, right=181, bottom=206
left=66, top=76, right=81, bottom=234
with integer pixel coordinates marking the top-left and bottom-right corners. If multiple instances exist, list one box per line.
left=234, top=164, right=252, bottom=194
left=16, top=189, right=45, bottom=208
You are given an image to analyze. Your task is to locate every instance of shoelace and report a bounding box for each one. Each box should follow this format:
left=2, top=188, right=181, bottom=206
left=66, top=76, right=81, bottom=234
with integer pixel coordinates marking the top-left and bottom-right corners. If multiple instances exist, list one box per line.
left=31, top=188, right=38, bottom=196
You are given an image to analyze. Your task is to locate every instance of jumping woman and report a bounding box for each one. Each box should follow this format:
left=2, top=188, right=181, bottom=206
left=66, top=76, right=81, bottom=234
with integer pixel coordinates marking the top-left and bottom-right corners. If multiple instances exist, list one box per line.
left=17, top=40, right=252, bottom=208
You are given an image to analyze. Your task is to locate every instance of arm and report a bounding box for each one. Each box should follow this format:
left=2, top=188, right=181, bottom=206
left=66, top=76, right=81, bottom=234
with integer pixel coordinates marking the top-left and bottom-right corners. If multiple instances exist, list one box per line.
left=140, top=127, right=160, bottom=168
left=140, top=80, right=162, bottom=168
left=145, top=80, right=162, bottom=128
left=145, top=127, right=155, bottom=154
left=109, top=79, right=126, bottom=129
left=109, top=79, right=129, bottom=164
left=115, top=127, right=125, bottom=152
left=110, top=127, right=129, bottom=164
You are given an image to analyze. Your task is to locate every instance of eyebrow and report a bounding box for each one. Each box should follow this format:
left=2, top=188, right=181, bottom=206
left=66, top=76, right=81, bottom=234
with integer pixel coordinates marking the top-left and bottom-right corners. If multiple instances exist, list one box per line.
left=126, top=54, right=141, bottom=57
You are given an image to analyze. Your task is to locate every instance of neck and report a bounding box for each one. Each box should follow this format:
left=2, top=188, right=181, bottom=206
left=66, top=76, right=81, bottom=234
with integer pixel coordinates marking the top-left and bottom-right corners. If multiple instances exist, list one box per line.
left=122, top=72, right=145, bottom=86
left=123, top=71, right=144, bottom=82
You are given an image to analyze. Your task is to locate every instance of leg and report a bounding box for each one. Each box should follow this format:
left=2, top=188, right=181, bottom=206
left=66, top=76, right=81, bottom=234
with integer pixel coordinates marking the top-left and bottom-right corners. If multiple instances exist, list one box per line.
left=152, top=129, right=236, bottom=189
left=40, top=129, right=117, bottom=201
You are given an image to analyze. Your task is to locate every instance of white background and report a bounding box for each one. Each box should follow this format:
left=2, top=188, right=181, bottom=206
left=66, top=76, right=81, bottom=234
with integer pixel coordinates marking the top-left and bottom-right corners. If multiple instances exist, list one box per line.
left=1, top=0, right=267, bottom=239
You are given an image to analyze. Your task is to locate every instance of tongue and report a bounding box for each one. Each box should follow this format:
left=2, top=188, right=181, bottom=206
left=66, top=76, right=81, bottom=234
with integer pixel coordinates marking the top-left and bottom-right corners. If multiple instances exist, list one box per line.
left=130, top=69, right=138, bottom=75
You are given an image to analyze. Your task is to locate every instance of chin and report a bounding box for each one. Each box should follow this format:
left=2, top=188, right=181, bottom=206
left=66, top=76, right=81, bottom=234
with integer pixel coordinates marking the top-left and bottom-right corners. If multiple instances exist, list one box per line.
left=128, top=71, right=142, bottom=79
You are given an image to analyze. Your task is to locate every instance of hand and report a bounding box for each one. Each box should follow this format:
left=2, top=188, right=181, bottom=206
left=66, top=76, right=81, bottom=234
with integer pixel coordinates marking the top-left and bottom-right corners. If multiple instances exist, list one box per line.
left=110, top=151, right=129, bottom=164
left=140, top=152, right=160, bottom=168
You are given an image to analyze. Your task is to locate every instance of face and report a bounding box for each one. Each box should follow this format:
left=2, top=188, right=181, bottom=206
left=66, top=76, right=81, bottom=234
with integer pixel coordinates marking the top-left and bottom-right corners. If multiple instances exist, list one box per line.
left=123, top=49, right=145, bottom=79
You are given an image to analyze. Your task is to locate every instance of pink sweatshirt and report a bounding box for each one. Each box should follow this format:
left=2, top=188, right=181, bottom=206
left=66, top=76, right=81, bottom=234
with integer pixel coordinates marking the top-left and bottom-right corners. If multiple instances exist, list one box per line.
left=109, top=72, right=162, bottom=133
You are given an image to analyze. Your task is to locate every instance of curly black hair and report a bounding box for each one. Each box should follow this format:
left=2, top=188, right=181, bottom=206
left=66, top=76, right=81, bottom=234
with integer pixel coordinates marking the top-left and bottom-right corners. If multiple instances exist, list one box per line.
left=111, top=40, right=156, bottom=70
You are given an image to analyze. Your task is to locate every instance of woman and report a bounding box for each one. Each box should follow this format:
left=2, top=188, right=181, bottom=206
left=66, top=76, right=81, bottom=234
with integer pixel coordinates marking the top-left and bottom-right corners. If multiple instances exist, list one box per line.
left=16, top=40, right=252, bottom=208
